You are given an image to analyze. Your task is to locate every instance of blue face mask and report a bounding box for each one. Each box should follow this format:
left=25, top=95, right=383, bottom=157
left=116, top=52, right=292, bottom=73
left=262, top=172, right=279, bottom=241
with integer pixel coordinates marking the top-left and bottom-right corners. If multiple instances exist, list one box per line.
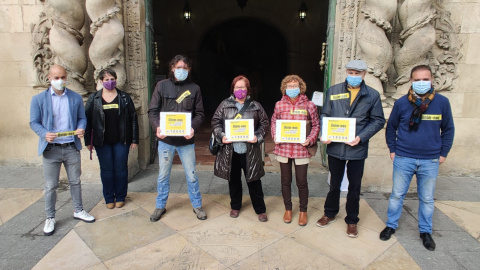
left=286, top=88, right=300, bottom=98
left=411, top=80, right=432, bottom=95
left=346, top=75, right=362, bottom=87
left=174, top=68, right=188, bottom=81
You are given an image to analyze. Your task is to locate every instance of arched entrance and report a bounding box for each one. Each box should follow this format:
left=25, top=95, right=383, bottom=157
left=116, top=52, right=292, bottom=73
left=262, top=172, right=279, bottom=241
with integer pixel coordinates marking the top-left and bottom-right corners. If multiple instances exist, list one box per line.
left=197, top=18, right=288, bottom=119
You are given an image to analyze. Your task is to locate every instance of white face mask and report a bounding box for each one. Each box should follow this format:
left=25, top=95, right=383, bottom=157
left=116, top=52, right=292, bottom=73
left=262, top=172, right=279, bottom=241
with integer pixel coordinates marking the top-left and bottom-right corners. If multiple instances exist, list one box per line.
left=51, top=79, right=67, bottom=91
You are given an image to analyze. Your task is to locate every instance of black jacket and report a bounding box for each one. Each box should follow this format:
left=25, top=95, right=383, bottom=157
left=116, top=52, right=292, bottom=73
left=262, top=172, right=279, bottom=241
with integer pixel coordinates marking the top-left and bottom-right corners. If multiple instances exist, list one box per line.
left=84, top=89, right=139, bottom=146
left=148, top=78, right=205, bottom=146
left=321, top=81, right=385, bottom=160
left=211, top=96, right=269, bottom=182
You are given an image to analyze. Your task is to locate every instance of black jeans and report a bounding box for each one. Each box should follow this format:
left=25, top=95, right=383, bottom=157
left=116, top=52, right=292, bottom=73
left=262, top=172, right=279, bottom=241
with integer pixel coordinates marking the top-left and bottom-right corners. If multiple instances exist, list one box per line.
left=229, top=152, right=266, bottom=214
left=280, top=159, right=309, bottom=212
left=324, top=156, right=365, bottom=224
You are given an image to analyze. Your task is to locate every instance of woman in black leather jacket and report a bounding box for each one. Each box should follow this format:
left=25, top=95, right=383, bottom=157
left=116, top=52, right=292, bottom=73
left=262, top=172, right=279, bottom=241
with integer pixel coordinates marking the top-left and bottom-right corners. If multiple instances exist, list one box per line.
left=85, top=68, right=139, bottom=209
left=211, top=75, right=270, bottom=222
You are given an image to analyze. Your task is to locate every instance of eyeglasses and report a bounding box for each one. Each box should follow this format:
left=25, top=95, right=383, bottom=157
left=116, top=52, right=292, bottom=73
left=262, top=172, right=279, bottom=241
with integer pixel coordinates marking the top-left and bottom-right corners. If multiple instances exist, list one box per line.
left=286, top=85, right=299, bottom=89
left=234, top=86, right=246, bottom=90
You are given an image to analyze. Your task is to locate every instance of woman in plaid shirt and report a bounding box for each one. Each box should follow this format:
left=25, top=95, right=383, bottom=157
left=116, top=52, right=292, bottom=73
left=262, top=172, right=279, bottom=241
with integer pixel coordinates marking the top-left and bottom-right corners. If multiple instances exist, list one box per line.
left=271, top=75, right=320, bottom=226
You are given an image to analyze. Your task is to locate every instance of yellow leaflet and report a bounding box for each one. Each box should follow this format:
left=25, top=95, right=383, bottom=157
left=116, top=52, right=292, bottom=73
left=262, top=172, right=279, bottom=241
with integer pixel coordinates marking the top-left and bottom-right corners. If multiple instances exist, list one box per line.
left=103, top=104, right=119, bottom=110
left=57, top=131, right=75, bottom=137
left=422, top=114, right=442, bottom=120
left=290, top=109, right=307, bottom=115
left=176, top=90, right=191, bottom=103
left=331, top=93, right=350, bottom=100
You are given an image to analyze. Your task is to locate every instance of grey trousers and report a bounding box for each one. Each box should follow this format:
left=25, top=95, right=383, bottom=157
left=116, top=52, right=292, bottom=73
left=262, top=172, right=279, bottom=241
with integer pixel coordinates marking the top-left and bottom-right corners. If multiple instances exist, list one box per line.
left=42, top=144, right=83, bottom=218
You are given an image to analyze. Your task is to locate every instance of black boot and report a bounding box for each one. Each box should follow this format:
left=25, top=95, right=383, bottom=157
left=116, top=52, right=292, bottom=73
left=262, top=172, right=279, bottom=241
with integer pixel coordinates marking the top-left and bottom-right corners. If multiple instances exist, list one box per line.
left=420, top=233, right=436, bottom=251
left=379, top=227, right=396, bottom=241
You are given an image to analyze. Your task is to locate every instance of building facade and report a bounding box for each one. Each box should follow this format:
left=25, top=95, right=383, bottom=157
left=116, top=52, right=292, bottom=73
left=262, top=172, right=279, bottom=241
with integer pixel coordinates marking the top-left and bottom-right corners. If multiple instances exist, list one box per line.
left=0, top=0, right=478, bottom=189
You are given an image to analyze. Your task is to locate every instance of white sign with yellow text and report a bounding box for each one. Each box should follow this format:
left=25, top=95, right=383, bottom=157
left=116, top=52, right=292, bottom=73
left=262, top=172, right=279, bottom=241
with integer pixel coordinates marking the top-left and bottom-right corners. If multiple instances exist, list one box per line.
left=225, top=119, right=254, bottom=142
left=321, top=117, right=356, bottom=142
left=275, top=120, right=306, bottom=143
left=160, top=112, right=191, bottom=136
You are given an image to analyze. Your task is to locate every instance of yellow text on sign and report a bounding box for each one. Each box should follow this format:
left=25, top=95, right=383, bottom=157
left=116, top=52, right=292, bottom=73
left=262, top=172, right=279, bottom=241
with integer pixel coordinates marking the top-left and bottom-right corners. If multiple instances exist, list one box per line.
left=165, top=114, right=187, bottom=134
left=229, top=120, right=250, bottom=140
left=290, top=109, right=307, bottom=115
left=422, top=114, right=442, bottom=120
left=103, top=104, right=119, bottom=110
left=280, top=122, right=301, bottom=142
left=176, top=90, right=191, bottom=103
left=327, top=119, right=350, bottom=142
left=331, top=93, right=350, bottom=100
left=57, top=131, right=76, bottom=137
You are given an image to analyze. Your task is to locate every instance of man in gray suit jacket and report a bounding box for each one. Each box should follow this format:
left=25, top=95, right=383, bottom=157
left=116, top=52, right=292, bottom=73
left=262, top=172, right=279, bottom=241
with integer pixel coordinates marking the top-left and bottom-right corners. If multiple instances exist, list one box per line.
left=30, top=65, right=95, bottom=236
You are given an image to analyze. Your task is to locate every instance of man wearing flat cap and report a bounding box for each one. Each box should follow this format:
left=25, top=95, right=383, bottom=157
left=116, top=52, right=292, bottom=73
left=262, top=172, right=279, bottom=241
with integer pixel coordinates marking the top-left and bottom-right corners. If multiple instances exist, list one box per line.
left=316, top=60, right=385, bottom=237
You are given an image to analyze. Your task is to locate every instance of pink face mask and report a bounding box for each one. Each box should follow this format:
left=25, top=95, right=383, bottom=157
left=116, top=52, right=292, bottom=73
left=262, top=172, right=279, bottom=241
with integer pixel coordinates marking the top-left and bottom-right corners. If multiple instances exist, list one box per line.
left=234, top=89, right=247, bottom=99
left=103, top=80, right=117, bottom=91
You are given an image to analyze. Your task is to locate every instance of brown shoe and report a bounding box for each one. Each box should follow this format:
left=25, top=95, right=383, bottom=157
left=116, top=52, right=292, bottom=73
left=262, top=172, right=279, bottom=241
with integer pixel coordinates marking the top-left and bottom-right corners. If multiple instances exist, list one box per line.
left=230, top=209, right=240, bottom=218
left=298, top=211, right=307, bottom=226
left=316, top=215, right=336, bottom=227
left=106, top=203, right=115, bottom=209
left=283, top=210, right=292, bottom=223
left=115, top=201, right=125, bottom=208
left=347, top=224, right=358, bottom=238
left=258, top=213, right=268, bottom=222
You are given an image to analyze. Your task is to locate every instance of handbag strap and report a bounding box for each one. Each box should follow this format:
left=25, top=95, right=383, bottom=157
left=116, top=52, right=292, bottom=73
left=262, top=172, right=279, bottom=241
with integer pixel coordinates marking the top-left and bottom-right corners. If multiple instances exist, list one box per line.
left=234, top=98, right=253, bottom=119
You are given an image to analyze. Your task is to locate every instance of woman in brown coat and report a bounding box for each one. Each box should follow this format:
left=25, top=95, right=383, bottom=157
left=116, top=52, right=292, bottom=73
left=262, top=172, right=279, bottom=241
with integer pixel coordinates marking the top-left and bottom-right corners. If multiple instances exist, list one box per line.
left=211, top=75, right=270, bottom=222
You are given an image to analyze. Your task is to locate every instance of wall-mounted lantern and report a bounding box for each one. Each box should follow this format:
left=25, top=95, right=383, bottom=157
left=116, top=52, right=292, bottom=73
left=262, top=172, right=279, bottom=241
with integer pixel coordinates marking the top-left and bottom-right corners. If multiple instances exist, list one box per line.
left=299, top=2, right=307, bottom=21
left=183, top=2, right=191, bottom=21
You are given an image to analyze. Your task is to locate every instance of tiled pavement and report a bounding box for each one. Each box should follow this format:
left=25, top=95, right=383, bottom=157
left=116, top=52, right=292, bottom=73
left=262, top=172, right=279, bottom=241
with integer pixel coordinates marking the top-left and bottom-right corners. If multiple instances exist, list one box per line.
left=0, top=165, right=479, bottom=270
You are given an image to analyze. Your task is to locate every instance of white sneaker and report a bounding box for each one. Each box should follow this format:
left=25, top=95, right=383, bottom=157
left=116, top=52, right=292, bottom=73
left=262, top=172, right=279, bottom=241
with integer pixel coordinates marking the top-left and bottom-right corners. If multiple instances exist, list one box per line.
left=44, top=218, right=55, bottom=236
left=73, top=210, right=95, bottom=223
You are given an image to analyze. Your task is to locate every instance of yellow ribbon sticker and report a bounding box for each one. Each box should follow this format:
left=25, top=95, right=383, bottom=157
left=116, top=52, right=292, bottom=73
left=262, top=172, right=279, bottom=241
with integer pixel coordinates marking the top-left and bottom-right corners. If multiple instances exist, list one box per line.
left=103, top=104, right=119, bottom=110
left=422, top=114, right=442, bottom=120
left=290, top=109, right=307, bottom=115
left=331, top=93, right=350, bottom=100
left=57, top=131, right=76, bottom=137
left=176, top=90, right=191, bottom=103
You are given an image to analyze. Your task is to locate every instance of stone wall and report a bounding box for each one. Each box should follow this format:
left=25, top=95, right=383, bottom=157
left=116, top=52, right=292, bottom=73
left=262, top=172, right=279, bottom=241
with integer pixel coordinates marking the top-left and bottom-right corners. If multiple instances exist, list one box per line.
left=0, top=0, right=478, bottom=188
left=332, top=0, right=480, bottom=191
left=0, top=0, right=145, bottom=182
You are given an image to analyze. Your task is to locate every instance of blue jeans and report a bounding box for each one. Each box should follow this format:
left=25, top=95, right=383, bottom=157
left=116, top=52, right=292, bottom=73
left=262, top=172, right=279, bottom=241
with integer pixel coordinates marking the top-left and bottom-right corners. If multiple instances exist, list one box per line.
left=386, top=155, right=439, bottom=233
left=95, top=142, right=130, bottom=204
left=156, top=141, right=202, bottom=209
left=42, top=144, right=83, bottom=218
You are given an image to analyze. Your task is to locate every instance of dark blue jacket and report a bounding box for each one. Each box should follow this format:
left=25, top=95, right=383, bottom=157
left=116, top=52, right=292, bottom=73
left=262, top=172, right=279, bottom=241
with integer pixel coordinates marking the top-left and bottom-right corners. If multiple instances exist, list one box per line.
left=386, top=93, right=455, bottom=159
left=321, top=81, right=385, bottom=160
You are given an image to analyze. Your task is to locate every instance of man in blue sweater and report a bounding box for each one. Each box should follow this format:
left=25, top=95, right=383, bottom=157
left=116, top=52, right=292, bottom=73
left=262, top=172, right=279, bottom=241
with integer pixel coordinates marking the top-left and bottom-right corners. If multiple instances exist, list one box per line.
left=379, top=65, right=455, bottom=251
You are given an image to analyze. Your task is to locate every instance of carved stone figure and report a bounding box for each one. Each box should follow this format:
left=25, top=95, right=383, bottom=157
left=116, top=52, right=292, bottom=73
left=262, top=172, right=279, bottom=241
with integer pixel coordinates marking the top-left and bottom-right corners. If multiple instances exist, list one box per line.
left=86, top=0, right=126, bottom=89
left=429, top=1, right=462, bottom=92
left=356, top=0, right=397, bottom=101
left=393, top=0, right=436, bottom=99
left=47, top=0, right=88, bottom=96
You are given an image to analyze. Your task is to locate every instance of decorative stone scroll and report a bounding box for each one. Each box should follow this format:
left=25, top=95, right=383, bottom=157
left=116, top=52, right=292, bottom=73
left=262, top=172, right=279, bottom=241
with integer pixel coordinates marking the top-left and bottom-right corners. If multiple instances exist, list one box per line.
left=393, top=0, right=436, bottom=99
left=356, top=0, right=397, bottom=100
left=31, top=11, right=53, bottom=89
left=335, top=0, right=360, bottom=83
left=86, top=0, right=126, bottom=88
left=428, top=0, right=462, bottom=92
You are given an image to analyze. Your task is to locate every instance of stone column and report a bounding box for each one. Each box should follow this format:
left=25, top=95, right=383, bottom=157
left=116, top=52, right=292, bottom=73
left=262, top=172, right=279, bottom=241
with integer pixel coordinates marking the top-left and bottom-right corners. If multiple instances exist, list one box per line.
left=47, top=0, right=88, bottom=96
left=356, top=0, right=397, bottom=101
left=86, top=0, right=126, bottom=88
left=393, top=0, right=436, bottom=99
